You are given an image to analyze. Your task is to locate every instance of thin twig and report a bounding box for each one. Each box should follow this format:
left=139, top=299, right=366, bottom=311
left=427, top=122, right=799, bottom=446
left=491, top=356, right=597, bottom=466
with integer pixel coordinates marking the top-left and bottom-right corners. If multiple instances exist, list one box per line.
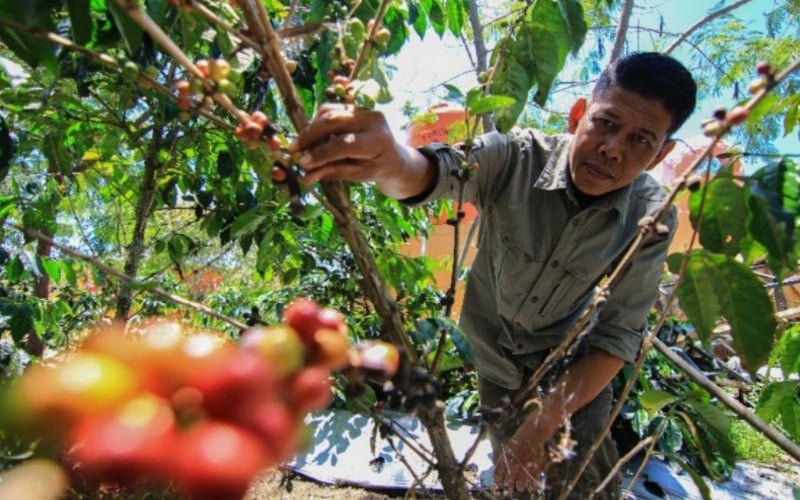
left=664, top=0, right=753, bottom=55
left=609, top=0, right=634, bottom=63
left=9, top=225, right=248, bottom=331
left=593, top=435, right=656, bottom=497
left=191, top=1, right=260, bottom=52
left=348, top=0, right=393, bottom=81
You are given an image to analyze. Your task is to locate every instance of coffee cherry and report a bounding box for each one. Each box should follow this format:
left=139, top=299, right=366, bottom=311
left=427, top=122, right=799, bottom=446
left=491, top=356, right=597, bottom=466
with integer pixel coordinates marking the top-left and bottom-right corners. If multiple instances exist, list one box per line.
left=209, top=59, right=231, bottom=81
left=251, top=111, right=270, bottom=128
left=216, top=78, right=236, bottom=98
left=702, top=120, right=724, bottom=138
left=747, top=77, right=766, bottom=94
left=175, top=80, right=191, bottom=96
left=289, top=367, right=333, bottom=412
left=174, top=422, right=270, bottom=500
left=311, top=329, right=350, bottom=370
left=283, top=297, right=321, bottom=344
left=375, top=28, right=391, bottom=45
left=271, top=165, right=288, bottom=183
left=285, top=59, right=298, bottom=73
left=756, top=60, right=773, bottom=75
left=239, top=325, right=304, bottom=378
left=726, top=106, right=749, bottom=125
left=122, top=61, right=139, bottom=82
left=195, top=59, right=210, bottom=79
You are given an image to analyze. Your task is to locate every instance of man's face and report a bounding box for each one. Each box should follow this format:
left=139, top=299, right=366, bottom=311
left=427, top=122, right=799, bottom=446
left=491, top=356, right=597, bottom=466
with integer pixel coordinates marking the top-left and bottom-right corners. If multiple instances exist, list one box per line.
left=568, top=84, right=676, bottom=196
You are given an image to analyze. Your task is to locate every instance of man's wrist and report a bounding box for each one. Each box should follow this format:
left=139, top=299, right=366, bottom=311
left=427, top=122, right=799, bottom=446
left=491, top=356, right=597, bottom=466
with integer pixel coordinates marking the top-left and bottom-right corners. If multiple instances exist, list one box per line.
left=396, top=145, right=440, bottom=204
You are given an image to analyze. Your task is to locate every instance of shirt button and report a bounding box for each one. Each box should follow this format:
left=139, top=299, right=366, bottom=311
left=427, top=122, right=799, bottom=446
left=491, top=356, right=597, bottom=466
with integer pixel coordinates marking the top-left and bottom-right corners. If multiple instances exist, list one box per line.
left=530, top=296, right=539, bottom=303
left=516, top=343, right=524, bottom=350
left=551, top=260, right=560, bottom=268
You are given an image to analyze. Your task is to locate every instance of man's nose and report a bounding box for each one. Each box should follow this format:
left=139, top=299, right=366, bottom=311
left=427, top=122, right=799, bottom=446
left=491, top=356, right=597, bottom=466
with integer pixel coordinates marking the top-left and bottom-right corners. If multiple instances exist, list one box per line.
left=598, top=135, right=623, bottom=162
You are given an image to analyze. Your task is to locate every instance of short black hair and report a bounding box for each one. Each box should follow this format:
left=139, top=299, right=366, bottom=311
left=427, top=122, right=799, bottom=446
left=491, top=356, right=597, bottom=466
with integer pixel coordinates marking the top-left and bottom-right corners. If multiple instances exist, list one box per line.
left=593, top=52, right=697, bottom=136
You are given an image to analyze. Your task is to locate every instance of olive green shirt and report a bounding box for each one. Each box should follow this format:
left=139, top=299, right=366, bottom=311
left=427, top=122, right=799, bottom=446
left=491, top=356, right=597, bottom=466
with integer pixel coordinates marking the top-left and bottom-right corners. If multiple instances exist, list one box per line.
left=414, top=129, right=677, bottom=389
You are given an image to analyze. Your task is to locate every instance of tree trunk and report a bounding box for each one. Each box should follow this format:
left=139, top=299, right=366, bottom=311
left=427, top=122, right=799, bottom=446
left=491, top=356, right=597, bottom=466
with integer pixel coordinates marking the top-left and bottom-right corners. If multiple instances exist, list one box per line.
left=115, top=124, right=163, bottom=320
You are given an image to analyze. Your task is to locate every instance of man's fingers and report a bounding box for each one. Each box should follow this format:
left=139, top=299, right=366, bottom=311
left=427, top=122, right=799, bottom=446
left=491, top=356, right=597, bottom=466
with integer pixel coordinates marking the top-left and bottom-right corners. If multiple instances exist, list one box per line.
left=300, top=160, right=374, bottom=184
left=298, top=132, right=372, bottom=170
left=291, top=104, right=382, bottom=153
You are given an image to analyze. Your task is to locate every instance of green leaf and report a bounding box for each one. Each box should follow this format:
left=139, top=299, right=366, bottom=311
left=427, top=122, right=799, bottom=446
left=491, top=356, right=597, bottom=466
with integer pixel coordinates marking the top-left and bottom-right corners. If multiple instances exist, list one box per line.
left=230, top=208, right=267, bottom=238
left=146, top=0, right=169, bottom=27
left=749, top=92, right=779, bottom=122
left=714, top=257, right=777, bottom=372
left=778, top=326, right=800, bottom=376
left=106, top=0, right=144, bottom=55
left=687, top=400, right=736, bottom=466
left=689, top=176, right=748, bottom=255
left=639, top=389, right=677, bottom=414
left=217, top=151, right=234, bottom=179
left=782, top=94, right=800, bottom=136
left=557, top=0, right=588, bottom=54
left=756, top=380, right=800, bottom=422
left=67, top=0, right=92, bottom=45
left=60, top=260, right=77, bottom=287
left=6, top=256, right=26, bottom=283
left=670, top=251, right=776, bottom=372
left=445, top=0, right=464, bottom=37
left=488, top=0, right=586, bottom=131
left=167, top=234, right=193, bottom=262
left=0, top=0, right=60, bottom=71
left=781, top=389, right=800, bottom=441
left=255, top=229, right=276, bottom=277
left=659, top=418, right=684, bottom=454
left=748, top=193, right=793, bottom=275
left=466, top=94, right=516, bottom=116
left=8, top=302, right=35, bottom=343
left=667, top=251, right=721, bottom=338
left=427, top=0, right=445, bottom=37
left=666, top=453, right=712, bottom=500
left=37, top=256, right=61, bottom=282
left=410, top=1, right=427, bottom=39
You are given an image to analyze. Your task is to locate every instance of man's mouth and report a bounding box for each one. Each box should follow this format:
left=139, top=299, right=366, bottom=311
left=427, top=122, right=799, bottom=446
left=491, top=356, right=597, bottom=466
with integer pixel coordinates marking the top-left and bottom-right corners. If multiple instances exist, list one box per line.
left=584, top=162, right=614, bottom=181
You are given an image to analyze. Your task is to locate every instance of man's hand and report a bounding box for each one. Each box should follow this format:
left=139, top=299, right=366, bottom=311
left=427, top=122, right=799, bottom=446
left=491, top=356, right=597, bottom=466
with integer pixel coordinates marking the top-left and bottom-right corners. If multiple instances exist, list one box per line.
left=493, top=349, right=625, bottom=493
left=493, top=405, right=561, bottom=493
left=290, top=104, right=435, bottom=199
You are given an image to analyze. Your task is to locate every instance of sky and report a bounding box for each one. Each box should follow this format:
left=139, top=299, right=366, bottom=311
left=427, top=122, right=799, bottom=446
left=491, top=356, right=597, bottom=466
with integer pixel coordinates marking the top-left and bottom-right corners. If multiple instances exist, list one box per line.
left=375, top=0, right=794, bottom=162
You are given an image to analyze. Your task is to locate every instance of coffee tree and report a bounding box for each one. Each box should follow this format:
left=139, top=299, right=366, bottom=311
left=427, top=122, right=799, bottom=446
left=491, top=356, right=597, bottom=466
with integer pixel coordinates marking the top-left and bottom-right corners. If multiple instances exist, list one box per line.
left=0, top=0, right=799, bottom=499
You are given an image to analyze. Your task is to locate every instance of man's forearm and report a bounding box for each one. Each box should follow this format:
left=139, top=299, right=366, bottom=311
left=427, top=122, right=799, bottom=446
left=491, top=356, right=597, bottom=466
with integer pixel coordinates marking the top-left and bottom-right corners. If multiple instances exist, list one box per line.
left=375, top=144, right=436, bottom=200
left=514, top=349, right=624, bottom=443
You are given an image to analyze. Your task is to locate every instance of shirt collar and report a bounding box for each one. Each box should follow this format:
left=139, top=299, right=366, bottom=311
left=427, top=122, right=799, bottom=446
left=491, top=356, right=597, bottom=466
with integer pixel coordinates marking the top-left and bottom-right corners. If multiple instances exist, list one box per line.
left=532, top=134, right=634, bottom=219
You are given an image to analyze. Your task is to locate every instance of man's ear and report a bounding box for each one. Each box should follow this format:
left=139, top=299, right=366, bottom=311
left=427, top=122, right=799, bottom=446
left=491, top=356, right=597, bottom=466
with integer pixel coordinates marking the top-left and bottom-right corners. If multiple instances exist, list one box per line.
left=646, top=139, right=676, bottom=171
left=567, top=98, right=587, bottom=134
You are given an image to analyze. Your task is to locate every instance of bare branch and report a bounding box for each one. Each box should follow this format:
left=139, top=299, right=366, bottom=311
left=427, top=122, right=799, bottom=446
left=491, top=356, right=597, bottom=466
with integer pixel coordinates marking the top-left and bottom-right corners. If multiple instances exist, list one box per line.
left=665, top=0, right=754, bottom=55
left=609, top=0, right=634, bottom=63
left=9, top=225, right=248, bottom=331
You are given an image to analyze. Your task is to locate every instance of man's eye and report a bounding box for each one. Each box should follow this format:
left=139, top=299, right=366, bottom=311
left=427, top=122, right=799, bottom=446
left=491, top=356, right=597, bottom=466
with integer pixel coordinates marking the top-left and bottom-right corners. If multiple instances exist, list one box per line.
left=634, top=135, right=651, bottom=145
left=595, top=118, right=613, bottom=128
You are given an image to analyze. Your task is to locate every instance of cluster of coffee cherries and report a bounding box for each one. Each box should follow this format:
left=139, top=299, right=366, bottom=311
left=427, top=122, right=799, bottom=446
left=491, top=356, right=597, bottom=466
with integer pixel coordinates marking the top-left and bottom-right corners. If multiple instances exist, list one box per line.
left=703, top=60, right=775, bottom=137
left=173, top=59, right=237, bottom=120
left=234, top=110, right=282, bottom=151
left=1, top=298, right=401, bottom=500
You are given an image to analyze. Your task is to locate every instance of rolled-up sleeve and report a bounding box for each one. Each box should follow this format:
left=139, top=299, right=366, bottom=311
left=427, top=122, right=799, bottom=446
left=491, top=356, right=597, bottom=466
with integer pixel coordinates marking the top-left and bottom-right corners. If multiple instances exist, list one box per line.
left=410, top=132, right=522, bottom=208
left=589, top=205, right=678, bottom=364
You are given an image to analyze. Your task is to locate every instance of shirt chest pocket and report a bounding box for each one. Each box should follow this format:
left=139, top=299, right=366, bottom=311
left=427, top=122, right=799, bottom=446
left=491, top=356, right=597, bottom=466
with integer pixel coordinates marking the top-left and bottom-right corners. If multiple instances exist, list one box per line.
left=493, top=221, right=546, bottom=321
left=536, top=262, right=597, bottom=322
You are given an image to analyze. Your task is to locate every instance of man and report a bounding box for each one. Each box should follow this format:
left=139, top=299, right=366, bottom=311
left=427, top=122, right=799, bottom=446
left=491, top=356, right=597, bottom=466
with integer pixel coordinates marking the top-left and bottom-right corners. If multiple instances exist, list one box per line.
left=291, top=52, right=697, bottom=497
